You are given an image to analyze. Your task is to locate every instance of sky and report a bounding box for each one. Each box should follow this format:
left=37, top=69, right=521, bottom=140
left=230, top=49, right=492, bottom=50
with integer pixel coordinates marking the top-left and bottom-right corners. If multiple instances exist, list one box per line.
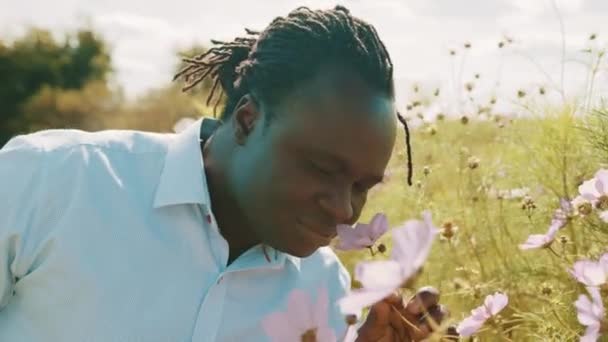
left=1, top=0, right=607, bottom=114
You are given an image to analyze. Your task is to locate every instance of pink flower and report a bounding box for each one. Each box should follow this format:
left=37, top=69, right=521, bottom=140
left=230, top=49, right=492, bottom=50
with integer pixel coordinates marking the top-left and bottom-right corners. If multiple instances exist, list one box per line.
left=575, top=287, right=606, bottom=342
left=577, top=169, right=608, bottom=206
left=456, top=292, right=509, bottom=338
left=262, top=288, right=336, bottom=342
left=577, top=169, right=608, bottom=220
left=338, top=211, right=439, bottom=315
left=519, top=219, right=563, bottom=250
left=336, top=213, right=388, bottom=251
left=570, top=253, right=608, bottom=287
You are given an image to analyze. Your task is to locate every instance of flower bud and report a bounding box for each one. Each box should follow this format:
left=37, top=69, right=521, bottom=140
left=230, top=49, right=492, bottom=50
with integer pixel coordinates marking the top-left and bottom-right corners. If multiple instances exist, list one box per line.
left=595, top=195, right=608, bottom=210
left=467, top=156, right=480, bottom=170
left=345, top=314, right=358, bottom=326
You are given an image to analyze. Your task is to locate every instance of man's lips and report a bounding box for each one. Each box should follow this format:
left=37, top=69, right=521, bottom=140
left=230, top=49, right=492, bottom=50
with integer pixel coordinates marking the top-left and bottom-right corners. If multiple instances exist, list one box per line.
left=297, top=219, right=337, bottom=239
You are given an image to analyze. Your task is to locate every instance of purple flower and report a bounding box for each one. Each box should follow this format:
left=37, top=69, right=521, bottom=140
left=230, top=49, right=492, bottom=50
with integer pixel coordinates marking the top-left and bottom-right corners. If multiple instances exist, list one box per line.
left=575, top=287, right=606, bottom=342
left=262, top=288, right=336, bottom=342
left=338, top=211, right=439, bottom=315
left=456, top=292, right=509, bottom=337
left=519, top=219, right=564, bottom=250
left=336, top=213, right=388, bottom=251
left=570, top=253, right=608, bottom=287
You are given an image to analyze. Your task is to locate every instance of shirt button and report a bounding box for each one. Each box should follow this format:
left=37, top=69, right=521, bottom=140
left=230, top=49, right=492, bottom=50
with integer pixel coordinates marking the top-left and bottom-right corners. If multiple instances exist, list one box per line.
left=217, top=276, right=223, bottom=284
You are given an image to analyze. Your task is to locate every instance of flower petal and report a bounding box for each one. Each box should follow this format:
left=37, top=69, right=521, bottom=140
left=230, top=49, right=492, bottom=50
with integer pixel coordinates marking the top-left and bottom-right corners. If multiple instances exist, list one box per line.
left=519, top=234, right=550, bottom=250
left=579, top=178, right=600, bottom=201
left=338, top=287, right=396, bottom=315
left=336, top=224, right=370, bottom=251
left=391, top=211, right=439, bottom=278
left=575, top=293, right=600, bottom=327
left=369, top=213, right=389, bottom=241
left=547, top=219, right=564, bottom=236
left=486, top=292, right=508, bottom=316
left=570, top=260, right=607, bottom=286
left=594, top=169, right=608, bottom=194
left=456, top=315, right=486, bottom=338
left=580, top=325, right=600, bottom=342
left=600, top=253, right=608, bottom=273
left=342, top=325, right=359, bottom=342
left=587, top=286, right=605, bottom=318
left=355, top=260, right=402, bottom=290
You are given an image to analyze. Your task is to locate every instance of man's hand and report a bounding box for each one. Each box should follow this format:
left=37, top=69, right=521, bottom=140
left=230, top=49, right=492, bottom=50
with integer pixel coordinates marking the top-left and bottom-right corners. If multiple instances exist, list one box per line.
left=355, top=287, right=456, bottom=342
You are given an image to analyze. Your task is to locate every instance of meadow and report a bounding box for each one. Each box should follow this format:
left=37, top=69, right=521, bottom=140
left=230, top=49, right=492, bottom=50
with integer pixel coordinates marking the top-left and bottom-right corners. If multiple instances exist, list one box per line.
left=335, top=104, right=608, bottom=341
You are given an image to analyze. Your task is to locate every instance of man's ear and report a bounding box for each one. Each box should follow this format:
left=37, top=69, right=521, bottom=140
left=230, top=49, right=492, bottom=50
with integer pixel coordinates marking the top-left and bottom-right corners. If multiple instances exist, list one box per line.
left=231, top=94, right=261, bottom=145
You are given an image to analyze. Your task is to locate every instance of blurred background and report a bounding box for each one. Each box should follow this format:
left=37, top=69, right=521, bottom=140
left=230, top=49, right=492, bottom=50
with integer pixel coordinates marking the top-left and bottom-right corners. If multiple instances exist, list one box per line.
left=1, top=0, right=606, bottom=146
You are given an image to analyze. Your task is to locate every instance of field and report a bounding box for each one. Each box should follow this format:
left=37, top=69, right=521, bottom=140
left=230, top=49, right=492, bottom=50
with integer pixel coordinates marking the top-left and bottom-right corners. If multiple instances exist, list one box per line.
left=336, top=108, right=608, bottom=341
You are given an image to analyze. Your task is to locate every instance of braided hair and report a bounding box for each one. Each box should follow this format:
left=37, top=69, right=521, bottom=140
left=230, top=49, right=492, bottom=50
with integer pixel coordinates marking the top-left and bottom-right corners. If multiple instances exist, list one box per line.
left=174, top=5, right=413, bottom=185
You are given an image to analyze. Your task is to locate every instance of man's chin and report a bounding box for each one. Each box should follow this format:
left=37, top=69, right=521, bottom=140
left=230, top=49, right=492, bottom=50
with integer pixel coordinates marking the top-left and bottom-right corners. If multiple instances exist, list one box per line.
left=276, top=242, right=323, bottom=258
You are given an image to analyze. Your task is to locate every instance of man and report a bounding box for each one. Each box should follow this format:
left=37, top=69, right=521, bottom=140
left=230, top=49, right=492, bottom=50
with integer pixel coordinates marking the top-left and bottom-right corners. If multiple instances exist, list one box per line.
left=0, top=6, right=447, bottom=341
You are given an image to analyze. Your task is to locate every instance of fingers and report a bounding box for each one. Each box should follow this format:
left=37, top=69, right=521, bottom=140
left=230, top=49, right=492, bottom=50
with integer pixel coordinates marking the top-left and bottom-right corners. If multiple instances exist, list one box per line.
left=420, top=304, right=449, bottom=329
left=405, top=286, right=440, bottom=316
left=383, top=287, right=455, bottom=342
left=388, top=306, right=410, bottom=341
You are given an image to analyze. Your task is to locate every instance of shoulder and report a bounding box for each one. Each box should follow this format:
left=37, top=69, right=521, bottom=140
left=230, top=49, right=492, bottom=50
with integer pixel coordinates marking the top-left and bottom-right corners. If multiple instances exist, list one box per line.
left=3, top=128, right=174, bottom=155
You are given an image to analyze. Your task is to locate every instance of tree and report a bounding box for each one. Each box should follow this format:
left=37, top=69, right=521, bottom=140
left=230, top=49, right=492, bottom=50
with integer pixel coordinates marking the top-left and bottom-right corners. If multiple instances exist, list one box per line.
left=0, top=27, right=112, bottom=145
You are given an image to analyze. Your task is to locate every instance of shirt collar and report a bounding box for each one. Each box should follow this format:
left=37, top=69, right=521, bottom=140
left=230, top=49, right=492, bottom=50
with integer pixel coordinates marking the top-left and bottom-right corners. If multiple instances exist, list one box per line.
left=153, top=118, right=210, bottom=208
left=266, top=246, right=302, bottom=271
left=152, top=118, right=302, bottom=270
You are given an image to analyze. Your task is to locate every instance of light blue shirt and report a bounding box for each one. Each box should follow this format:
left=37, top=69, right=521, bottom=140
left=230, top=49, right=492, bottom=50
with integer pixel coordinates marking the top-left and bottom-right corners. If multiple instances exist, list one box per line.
left=0, top=119, right=350, bottom=341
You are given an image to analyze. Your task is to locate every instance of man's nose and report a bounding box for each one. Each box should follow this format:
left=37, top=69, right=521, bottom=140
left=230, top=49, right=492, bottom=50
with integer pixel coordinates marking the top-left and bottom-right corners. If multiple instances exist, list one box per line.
left=318, top=186, right=354, bottom=224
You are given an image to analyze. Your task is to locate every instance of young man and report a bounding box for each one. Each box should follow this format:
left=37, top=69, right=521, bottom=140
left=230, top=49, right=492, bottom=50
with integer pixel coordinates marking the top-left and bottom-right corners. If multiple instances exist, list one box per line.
left=0, top=6, right=447, bottom=341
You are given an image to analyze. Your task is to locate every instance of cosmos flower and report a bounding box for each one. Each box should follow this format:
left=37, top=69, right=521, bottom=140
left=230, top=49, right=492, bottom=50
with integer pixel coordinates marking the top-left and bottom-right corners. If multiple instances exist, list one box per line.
left=336, top=213, right=388, bottom=251
left=338, top=211, right=439, bottom=315
left=570, top=253, right=608, bottom=287
left=576, top=169, right=608, bottom=221
left=519, top=218, right=564, bottom=250
left=575, top=287, right=607, bottom=342
left=456, top=292, right=509, bottom=338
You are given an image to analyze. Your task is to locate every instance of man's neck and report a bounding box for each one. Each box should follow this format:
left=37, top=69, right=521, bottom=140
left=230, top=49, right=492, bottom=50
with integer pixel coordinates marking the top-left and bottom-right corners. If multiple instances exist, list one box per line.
left=202, top=135, right=260, bottom=266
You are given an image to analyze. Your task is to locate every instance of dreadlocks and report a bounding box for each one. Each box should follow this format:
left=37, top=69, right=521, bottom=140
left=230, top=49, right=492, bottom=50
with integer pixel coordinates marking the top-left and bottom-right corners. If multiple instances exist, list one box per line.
left=174, top=5, right=413, bottom=185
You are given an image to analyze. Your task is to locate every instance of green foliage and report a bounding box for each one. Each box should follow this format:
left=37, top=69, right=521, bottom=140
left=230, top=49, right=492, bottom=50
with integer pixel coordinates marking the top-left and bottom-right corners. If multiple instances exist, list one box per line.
left=0, top=27, right=112, bottom=144
left=0, top=28, right=222, bottom=144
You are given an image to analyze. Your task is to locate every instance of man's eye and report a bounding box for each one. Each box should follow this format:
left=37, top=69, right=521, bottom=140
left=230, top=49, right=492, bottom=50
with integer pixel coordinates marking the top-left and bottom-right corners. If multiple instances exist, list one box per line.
left=310, top=162, right=333, bottom=176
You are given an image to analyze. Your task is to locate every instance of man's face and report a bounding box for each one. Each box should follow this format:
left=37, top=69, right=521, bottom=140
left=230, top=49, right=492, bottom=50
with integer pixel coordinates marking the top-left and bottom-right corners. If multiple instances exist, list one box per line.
left=229, top=72, right=397, bottom=257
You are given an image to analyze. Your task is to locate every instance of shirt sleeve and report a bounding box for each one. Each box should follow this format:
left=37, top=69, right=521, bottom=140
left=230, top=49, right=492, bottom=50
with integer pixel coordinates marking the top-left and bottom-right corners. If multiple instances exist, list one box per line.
left=0, top=135, right=48, bottom=311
